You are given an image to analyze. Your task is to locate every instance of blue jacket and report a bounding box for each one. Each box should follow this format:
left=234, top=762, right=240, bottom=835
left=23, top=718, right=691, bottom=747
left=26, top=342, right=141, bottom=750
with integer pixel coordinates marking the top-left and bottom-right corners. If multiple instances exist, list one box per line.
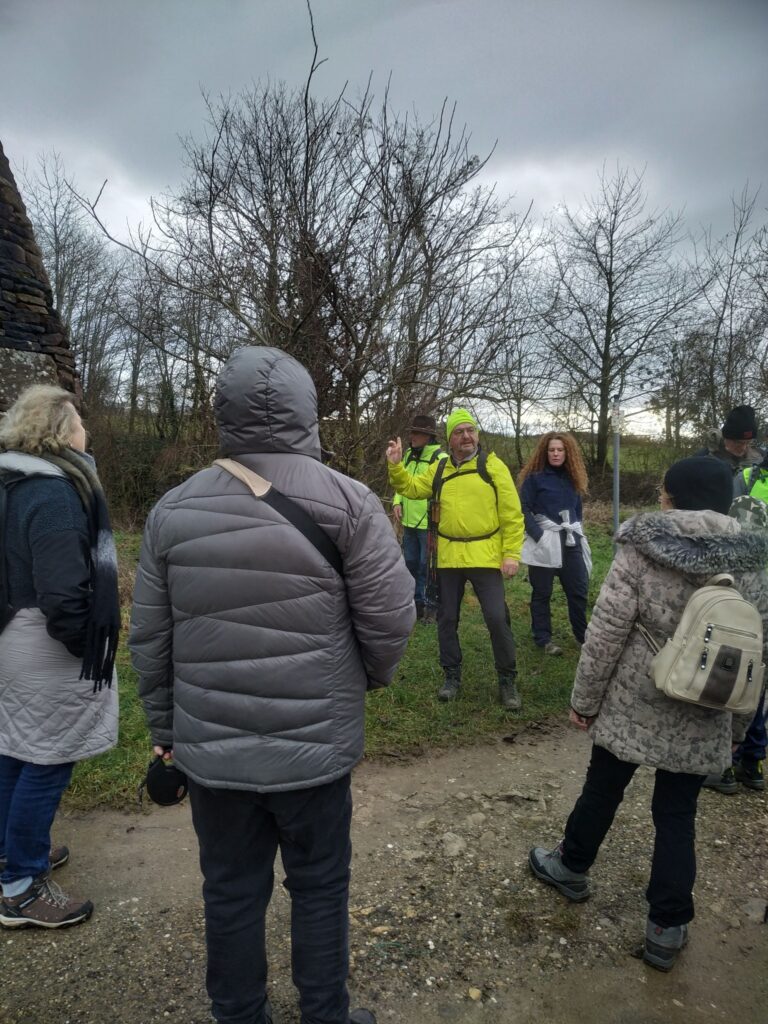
left=0, top=451, right=91, bottom=657
left=520, top=466, right=582, bottom=543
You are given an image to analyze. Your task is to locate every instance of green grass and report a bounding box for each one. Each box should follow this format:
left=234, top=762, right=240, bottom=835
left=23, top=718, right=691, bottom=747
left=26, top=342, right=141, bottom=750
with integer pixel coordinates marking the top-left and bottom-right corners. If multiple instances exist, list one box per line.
left=64, top=521, right=618, bottom=811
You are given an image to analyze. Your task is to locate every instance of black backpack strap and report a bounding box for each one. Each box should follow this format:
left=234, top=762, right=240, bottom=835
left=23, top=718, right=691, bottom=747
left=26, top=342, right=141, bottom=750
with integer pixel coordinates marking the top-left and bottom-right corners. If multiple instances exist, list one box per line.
left=215, top=459, right=343, bottom=577
left=0, top=469, right=26, bottom=631
left=477, top=449, right=497, bottom=493
left=262, top=490, right=343, bottom=577
left=428, top=447, right=443, bottom=465
left=431, top=455, right=448, bottom=501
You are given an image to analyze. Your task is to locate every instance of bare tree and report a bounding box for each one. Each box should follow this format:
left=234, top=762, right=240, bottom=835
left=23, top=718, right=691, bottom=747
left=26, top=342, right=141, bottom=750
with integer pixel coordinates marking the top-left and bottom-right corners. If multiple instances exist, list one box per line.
left=73, top=65, right=531, bottom=479
left=543, top=166, right=695, bottom=466
left=20, top=152, right=124, bottom=406
left=687, top=188, right=768, bottom=427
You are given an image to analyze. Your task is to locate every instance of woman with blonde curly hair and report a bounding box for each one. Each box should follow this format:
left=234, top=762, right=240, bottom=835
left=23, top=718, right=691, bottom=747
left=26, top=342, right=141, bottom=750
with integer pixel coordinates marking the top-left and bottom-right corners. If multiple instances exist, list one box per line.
left=0, top=385, right=119, bottom=930
left=518, top=432, right=591, bottom=654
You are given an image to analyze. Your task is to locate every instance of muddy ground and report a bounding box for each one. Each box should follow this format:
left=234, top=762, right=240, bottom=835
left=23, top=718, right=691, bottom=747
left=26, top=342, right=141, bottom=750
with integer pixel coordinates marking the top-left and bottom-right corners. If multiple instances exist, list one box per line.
left=1, top=721, right=766, bottom=1024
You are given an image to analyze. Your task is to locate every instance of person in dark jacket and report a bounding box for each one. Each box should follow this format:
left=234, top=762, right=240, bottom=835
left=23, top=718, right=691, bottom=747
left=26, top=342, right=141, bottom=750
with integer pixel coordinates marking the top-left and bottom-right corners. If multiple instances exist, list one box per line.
left=697, top=405, right=767, bottom=794
left=696, top=405, right=763, bottom=491
left=130, top=347, right=414, bottom=1024
left=518, top=433, right=590, bottom=655
left=0, top=385, right=119, bottom=931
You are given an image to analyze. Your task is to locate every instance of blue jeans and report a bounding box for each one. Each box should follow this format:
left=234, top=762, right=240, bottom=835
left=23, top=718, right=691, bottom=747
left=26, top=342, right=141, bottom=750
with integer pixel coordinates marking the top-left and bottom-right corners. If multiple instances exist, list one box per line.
left=0, top=755, right=74, bottom=885
left=402, top=526, right=429, bottom=606
left=189, top=773, right=352, bottom=1024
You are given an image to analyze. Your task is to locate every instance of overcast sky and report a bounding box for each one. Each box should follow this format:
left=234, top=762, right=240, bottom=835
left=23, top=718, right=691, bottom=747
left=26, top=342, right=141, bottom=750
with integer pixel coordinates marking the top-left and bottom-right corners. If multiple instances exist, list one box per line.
left=2, top=0, right=767, bottom=241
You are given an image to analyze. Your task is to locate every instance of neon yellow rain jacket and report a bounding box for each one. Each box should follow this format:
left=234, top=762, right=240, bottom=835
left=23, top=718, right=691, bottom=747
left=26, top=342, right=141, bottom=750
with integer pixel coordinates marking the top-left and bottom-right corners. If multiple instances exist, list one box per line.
left=392, top=443, right=447, bottom=529
left=388, top=450, right=524, bottom=569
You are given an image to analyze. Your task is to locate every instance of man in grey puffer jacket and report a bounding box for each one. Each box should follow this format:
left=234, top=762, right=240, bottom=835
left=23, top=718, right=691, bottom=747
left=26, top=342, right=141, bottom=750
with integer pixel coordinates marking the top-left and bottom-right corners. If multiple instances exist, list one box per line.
left=130, top=346, right=415, bottom=1024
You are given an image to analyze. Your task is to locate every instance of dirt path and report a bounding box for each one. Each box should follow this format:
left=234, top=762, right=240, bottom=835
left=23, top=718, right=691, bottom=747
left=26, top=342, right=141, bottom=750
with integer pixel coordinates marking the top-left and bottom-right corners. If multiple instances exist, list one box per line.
left=2, top=723, right=766, bottom=1024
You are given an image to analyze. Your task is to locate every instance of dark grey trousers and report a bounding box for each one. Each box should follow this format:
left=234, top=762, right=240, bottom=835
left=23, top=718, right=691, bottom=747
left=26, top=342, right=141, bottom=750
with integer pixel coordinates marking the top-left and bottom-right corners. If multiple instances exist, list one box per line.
left=437, top=567, right=516, bottom=675
left=189, top=774, right=352, bottom=1024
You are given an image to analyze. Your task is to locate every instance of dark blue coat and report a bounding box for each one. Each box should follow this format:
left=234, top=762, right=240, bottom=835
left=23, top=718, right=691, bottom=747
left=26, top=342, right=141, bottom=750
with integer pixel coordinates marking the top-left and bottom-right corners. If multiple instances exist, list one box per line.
left=520, top=466, right=582, bottom=543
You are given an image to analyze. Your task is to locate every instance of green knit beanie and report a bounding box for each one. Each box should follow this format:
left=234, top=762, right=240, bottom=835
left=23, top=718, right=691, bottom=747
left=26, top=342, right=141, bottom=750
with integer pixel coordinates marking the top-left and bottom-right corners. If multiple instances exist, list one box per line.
left=446, top=408, right=478, bottom=440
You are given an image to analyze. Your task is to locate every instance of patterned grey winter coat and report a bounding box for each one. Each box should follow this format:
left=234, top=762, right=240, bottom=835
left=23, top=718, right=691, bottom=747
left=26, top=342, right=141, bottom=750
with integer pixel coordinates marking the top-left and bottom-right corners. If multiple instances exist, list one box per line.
left=572, top=509, right=768, bottom=775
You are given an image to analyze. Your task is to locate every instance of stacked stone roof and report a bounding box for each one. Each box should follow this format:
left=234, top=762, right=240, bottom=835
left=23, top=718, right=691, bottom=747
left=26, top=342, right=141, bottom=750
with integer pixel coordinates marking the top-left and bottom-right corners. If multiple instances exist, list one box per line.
left=0, top=139, right=79, bottom=412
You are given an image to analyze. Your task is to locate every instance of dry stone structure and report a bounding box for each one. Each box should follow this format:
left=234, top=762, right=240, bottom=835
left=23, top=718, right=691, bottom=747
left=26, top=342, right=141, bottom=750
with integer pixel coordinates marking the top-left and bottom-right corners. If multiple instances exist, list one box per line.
left=0, top=139, right=79, bottom=412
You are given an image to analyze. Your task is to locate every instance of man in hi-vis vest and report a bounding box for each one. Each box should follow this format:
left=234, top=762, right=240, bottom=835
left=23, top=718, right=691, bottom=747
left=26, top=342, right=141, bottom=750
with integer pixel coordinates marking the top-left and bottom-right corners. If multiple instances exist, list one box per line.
left=392, top=415, right=446, bottom=622
left=386, top=409, right=524, bottom=709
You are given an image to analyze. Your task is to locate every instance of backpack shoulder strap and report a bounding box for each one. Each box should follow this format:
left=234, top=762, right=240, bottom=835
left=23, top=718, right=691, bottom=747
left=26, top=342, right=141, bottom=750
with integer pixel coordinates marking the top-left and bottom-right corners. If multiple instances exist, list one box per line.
left=704, top=573, right=735, bottom=588
left=214, top=459, right=343, bottom=577
left=431, top=454, right=449, bottom=501
left=0, top=469, right=28, bottom=632
left=477, top=449, right=496, bottom=491
left=428, top=447, right=444, bottom=464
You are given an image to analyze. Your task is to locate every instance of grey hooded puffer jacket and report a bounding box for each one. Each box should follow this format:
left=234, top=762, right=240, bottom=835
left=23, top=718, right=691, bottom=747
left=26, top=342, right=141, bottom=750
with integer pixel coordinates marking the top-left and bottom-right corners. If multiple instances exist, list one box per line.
left=572, top=509, right=768, bottom=775
left=129, top=347, right=415, bottom=792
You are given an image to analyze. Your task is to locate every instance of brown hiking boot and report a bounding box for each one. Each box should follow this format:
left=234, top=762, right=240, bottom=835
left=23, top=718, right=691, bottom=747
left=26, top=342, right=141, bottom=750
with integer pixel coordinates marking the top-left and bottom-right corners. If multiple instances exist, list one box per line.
left=0, top=874, right=93, bottom=929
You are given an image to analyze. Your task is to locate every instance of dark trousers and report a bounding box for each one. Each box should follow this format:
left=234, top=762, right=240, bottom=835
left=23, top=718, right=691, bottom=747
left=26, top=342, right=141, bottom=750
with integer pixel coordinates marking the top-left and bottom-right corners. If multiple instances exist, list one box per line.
left=736, top=687, right=767, bottom=762
left=561, top=745, right=705, bottom=928
left=437, top=567, right=516, bottom=676
left=528, top=536, right=588, bottom=646
left=189, top=774, right=352, bottom=1024
left=402, top=526, right=429, bottom=607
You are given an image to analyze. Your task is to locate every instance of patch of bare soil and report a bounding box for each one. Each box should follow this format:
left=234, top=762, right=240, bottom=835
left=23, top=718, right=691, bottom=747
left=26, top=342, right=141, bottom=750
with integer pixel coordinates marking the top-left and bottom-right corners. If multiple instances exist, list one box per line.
left=1, top=723, right=766, bottom=1024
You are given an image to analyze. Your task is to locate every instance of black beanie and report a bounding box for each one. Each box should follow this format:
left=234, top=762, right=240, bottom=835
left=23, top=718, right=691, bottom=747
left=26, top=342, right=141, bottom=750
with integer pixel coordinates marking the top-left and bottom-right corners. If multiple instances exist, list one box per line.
left=721, top=405, right=757, bottom=440
left=663, top=457, right=733, bottom=515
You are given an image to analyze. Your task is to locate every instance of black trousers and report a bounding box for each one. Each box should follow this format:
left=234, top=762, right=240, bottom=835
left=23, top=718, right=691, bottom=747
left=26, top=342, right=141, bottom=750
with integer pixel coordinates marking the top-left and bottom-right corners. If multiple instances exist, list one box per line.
left=528, top=535, right=588, bottom=646
left=437, top=567, right=516, bottom=676
left=561, top=744, right=705, bottom=928
left=189, top=774, right=352, bottom=1024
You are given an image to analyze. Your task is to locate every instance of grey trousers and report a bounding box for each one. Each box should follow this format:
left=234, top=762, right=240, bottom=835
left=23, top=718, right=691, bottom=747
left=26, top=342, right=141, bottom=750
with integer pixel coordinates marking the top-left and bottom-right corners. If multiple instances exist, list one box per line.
left=437, top=567, right=517, bottom=676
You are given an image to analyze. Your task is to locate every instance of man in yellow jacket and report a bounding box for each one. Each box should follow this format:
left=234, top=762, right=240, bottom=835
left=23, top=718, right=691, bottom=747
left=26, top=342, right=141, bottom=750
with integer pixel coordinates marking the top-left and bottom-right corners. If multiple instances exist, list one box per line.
left=386, top=408, right=524, bottom=709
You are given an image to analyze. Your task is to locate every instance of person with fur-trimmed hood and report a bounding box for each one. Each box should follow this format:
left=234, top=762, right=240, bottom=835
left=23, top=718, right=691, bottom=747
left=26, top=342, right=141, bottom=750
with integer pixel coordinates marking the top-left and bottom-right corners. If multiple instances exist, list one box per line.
left=529, top=456, right=768, bottom=973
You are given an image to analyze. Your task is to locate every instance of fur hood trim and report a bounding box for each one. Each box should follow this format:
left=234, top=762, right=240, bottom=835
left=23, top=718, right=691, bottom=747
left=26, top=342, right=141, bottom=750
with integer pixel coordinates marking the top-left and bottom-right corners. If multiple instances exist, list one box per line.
left=617, top=509, right=768, bottom=577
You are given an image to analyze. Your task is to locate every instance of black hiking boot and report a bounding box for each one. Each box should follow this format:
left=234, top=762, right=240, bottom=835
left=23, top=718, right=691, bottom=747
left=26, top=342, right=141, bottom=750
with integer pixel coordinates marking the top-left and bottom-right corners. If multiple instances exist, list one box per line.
left=734, top=758, right=765, bottom=791
left=703, top=765, right=738, bottom=794
left=350, top=1012, right=376, bottom=1024
left=438, top=669, right=461, bottom=702
left=498, top=674, right=522, bottom=711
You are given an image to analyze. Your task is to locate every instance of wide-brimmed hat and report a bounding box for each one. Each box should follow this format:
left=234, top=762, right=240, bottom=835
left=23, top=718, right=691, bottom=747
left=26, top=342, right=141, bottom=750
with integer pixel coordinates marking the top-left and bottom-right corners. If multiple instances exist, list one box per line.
left=409, top=414, right=438, bottom=436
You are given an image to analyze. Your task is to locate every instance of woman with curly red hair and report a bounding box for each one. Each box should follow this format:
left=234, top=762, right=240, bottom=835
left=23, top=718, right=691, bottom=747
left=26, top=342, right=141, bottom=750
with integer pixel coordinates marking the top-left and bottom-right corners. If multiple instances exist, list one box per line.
left=518, top=433, right=590, bottom=654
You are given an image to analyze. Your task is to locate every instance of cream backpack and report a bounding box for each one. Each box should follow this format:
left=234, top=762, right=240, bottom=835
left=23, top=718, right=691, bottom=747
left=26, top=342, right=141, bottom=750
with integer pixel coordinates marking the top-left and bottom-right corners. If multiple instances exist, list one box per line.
left=636, top=573, right=764, bottom=714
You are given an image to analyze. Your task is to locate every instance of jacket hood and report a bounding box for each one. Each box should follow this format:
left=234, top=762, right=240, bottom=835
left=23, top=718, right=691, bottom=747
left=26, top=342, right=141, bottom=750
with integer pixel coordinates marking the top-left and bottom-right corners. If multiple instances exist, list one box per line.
left=0, top=451, right=65, bottom=477
left=214, top=346, right=321, bottom=459
left=617, top=509, right=768, bottom=577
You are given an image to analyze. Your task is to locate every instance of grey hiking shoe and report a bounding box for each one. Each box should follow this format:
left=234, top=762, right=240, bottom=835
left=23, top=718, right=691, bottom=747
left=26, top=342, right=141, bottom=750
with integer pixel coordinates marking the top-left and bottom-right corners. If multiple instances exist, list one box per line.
left=703, top=765, right=738, bottom=794
left=543, top=642, right=563, bottom=656
left=0, top=873, right=93, bottom=929
left=498, top=676, right=522, bottom=711
left=438, top=669, right=461, bottom=702
left=0, top=844, right=69, bottom=875
left=349, top=1012, right=376, bottom=1024
left=643, top=920, right=688, bottom=972
left=529, top=842, right=590, bottom=902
